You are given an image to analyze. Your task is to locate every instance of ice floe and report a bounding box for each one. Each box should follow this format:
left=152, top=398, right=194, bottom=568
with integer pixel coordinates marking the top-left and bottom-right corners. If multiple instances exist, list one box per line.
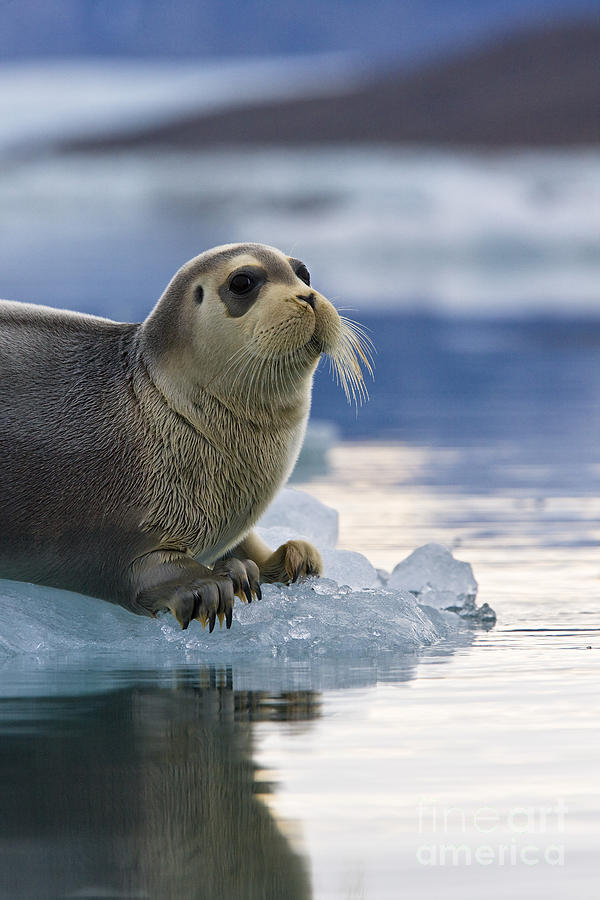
left=0, top=489, right=495, bottom=660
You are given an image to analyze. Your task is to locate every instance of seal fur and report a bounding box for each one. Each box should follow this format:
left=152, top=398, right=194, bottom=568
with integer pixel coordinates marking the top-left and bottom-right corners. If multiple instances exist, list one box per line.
left=0, top=243, right=371, bottom=629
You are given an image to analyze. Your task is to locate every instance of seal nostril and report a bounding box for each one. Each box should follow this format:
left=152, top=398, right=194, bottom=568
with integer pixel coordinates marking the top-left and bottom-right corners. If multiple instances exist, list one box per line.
left=297, top=292, right=316, bottom=309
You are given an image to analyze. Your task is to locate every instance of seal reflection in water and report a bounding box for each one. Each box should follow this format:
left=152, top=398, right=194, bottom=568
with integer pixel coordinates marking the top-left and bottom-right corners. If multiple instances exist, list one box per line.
left=0, top=243, right=372, bottom=630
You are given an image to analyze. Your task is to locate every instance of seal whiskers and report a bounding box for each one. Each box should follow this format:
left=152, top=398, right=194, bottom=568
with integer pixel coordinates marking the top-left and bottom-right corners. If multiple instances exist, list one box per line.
left=323, top=316, right=374, bottom=406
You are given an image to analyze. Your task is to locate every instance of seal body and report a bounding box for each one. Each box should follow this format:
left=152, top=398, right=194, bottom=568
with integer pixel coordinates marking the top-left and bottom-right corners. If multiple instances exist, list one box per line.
left=0, top=305, right=143, bottom=602
left=0, top=244, right=368, bottom=629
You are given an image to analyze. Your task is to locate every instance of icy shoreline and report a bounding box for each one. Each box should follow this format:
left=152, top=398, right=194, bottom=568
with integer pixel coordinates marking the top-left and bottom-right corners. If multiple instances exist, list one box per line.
left=0, top=489, right=494, bottom=661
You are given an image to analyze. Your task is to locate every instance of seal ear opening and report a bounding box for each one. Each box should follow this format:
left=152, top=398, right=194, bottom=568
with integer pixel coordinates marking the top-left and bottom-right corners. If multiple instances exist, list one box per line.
left=194, top=285, right=204, bottom=304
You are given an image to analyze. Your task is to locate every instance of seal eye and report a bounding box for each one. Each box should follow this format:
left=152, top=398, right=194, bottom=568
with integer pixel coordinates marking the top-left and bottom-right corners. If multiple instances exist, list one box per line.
left=229, top=273, right=256, bottom=295
left=296, top=264, right=310, bottom=286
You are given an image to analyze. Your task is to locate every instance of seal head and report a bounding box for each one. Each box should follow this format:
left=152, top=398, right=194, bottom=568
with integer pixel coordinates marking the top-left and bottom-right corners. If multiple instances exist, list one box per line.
left=140, top=242, right=364, bottom=420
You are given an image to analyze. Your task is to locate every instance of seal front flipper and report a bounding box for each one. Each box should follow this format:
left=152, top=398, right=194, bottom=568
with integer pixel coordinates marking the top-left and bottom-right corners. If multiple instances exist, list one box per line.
left=212, top=556, right=261, bottom=605
left=131, top=554, right=235, bottom=630
left=260, top=539, right=323, bottom=585
left=231, top=532, right=323, bottom=586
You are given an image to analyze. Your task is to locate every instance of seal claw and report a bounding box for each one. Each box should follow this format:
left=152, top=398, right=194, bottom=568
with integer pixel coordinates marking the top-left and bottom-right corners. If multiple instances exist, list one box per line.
left=212, top=557, right=260, bottom=611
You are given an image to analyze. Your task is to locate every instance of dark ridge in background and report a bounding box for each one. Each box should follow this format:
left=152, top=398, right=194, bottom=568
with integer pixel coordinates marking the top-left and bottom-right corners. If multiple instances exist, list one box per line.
left=61, top=20, right=600, bottom=151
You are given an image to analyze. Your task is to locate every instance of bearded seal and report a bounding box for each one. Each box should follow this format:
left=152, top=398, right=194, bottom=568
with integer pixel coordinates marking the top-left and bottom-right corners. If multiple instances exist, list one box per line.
left=0, top=243, right=371, bottom=631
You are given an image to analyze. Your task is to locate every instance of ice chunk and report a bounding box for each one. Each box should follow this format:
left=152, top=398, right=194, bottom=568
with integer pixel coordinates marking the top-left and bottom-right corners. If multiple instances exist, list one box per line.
left=0, top=492, right=494, bottom=664
left=320, top=548, right=379, bottom=589
left=376, top=568, right=391, bottom=586
left=388, top=543, right=478, bottom=600
left=0, top=579, right=153, bottom=656
left=257, top=488, right=338, bottom=547
left=391, top=547, right=493, bottom=625
left=418, top=587, right=496, bottom=627
left=443, top=595, right=497, bottom=627
left=159, top=581, right=461, bottom=657
left=0, top=576, right=459, bottom=662
left=415, top=588, right=460, bottom=611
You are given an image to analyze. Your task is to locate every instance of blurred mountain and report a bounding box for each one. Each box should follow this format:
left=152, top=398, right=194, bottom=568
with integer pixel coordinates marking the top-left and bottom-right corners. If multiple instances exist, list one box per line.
left=63, top=20, right=600, bottom=150
left=2, top=0, right=599, bottom=63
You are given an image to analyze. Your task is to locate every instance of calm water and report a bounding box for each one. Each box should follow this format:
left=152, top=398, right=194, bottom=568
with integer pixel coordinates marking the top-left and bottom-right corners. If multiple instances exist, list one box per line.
left=292, top=444, right=600, bottom=898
